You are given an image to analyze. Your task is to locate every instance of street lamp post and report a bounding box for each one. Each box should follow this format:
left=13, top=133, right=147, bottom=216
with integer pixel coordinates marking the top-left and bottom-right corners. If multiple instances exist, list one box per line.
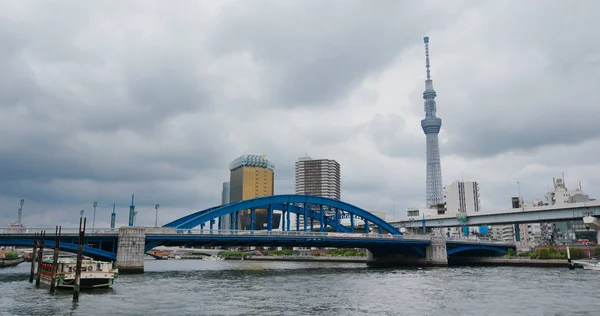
left=80, top=210, right=84, bottom=219
left=92, top=201, right=98, bottom=231
left=154, top=204, right=160, bottom=227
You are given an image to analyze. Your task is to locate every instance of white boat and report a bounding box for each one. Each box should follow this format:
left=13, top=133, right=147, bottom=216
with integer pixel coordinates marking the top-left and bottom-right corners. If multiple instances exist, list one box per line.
left=39, top=257, right=119, bottom=289
left=202, top=255, right=224, bottom=261
left=573, top=258, right=600, bottom=271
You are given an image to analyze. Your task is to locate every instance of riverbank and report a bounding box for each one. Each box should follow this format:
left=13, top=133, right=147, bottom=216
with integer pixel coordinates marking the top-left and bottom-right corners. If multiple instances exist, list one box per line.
left=0, top=257, right=25, bottom=268
left=248, top=256, right=582, bottom=267
left=151, top=255, right=581, bottom=268
left=246, top=256, right=367, bottom=263
left=449, top=257, right=581, bottom=268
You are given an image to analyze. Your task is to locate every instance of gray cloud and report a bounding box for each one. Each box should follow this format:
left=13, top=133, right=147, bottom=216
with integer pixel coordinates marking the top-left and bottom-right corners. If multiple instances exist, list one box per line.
left=209, top=1, right=439, bottom=106
left=430, top=0, right=600, bottom=157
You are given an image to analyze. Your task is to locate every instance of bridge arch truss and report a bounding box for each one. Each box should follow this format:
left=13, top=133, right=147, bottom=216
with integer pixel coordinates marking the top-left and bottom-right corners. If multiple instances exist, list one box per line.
left=164, top=194, right=402, bottom=235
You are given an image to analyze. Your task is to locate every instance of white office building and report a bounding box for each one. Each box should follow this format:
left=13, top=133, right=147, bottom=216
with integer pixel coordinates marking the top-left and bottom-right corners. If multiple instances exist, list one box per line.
left=444, top=181, right=480, bottom=216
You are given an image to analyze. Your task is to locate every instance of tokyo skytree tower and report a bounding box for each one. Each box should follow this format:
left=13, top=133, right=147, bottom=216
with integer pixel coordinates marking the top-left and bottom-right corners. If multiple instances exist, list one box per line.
left=421, top=36, right=444, bottom=207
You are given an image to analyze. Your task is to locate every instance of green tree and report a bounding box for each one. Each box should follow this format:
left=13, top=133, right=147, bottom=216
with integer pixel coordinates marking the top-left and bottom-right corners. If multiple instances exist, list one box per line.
left=569, top=248, right=583, bottom=259
left=507, top=249, right=515, bottom=256
left=594, top=247, right=600, bottom=257
left=4, top=252, right=19, bottom=259
left=548, top=246, right=555, bottom=254
left=537, top=248, right=550, bottom=259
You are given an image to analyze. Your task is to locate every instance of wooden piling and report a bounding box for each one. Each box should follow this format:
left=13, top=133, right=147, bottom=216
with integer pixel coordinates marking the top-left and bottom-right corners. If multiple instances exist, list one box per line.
left=29, top=233, right=38, bottom=283
left=35, top=230, right=45, bottom=287
left=50, top=226, right=61, bottom=293
left=567, top=247, right=574, bottom=270
left=73, top=218, right=86, bottom=302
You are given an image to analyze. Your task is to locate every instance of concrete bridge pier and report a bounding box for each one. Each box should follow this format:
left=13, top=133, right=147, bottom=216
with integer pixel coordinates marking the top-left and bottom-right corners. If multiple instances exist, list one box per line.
left=425, top=237, right=448, bottom=266
left=367, top=237, right=448, bottom=267
left=115, top=227, right=146, bottom=274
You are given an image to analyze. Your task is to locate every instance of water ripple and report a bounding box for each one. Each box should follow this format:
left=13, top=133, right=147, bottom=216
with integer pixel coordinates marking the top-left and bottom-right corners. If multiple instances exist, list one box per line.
left=1, top=261, right=599, bottom=315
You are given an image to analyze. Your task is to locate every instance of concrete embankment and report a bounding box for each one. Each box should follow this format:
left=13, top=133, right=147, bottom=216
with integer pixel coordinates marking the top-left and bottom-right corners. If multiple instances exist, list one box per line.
left=246, top=256, right=367, bottom=263
left=449, top=257, right=581, bottom=268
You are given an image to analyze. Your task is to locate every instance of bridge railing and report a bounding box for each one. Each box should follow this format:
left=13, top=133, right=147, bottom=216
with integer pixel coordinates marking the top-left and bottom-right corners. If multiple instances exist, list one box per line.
left=0, top=228, right=513, bottom=245
left=0, top=228, right=118, bottom=235
left=274, top=255, right=367, bottom=260
left=147, top=229, right=432, bottom=241
left=445, top=236, right=515, bottom=245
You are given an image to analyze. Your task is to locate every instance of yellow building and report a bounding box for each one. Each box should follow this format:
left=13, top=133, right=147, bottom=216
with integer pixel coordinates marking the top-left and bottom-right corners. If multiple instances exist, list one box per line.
left=228, top=154, right=276, bottom=230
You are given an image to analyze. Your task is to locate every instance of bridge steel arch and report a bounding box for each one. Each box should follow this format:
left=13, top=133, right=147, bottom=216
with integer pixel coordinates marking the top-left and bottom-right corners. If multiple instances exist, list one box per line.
left=164, top=194, right=402, bottom=235
left=446, top=245, right=509, bottom=256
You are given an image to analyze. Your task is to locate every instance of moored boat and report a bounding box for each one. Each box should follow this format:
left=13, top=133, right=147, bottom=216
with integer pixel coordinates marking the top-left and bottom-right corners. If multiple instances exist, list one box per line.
left=202, top=255, right=224, bottom=261
left=39, top=257, right=119, bottom=289
left=573, top=258, right=600, bottom=271
left=0, top=257, right=25, bottom=268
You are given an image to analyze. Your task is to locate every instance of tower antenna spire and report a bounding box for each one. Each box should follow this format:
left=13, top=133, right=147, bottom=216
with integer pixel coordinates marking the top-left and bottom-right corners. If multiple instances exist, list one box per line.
left=424, top=36, right=431, bottom=80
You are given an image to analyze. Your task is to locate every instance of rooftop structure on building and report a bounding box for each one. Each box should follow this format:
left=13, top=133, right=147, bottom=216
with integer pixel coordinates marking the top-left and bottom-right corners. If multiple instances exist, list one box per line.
left=229, top=154, right=275, bottom=172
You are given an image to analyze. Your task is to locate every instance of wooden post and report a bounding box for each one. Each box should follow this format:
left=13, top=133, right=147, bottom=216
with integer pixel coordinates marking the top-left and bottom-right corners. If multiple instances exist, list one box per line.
left=50, top=226, right=61, bottom=293
left=567, top=247, right=574, bottom=270
left=29, top=233, right=38, bottom=283
left=73, top=218, right=86, bottom=302
left=35, top=231, right=45, bottom=287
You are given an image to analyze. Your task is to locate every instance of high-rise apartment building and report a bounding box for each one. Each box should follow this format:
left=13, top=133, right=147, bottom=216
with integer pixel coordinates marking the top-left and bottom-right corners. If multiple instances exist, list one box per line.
left=444, top=181, right=480, bottom=216
left=229, top=154, right=274, bottom=202
left=222, top=182, right=231, bottom=205
left=219, top=182, right=231, bottom=229
left=228, top=154, right=278, bottom=230
left=294, top=156, right=341, bottom=200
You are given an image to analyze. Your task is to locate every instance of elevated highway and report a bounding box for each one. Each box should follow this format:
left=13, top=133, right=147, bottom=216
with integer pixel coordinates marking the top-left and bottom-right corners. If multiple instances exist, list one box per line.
left=388, top=201, right=600, bottom=229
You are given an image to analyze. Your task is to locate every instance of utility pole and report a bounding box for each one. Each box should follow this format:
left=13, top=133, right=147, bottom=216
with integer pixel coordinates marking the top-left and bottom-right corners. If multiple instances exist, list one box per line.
left=154, top=204, right=160, bottom=227
left=92, top=201, right=98, bottom=231
left=18, top=199, right=25, bottom=225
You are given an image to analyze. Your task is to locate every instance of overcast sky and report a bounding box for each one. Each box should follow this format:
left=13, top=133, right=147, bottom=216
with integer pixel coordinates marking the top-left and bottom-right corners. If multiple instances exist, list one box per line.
left=1, top=0, right=599, bottom=228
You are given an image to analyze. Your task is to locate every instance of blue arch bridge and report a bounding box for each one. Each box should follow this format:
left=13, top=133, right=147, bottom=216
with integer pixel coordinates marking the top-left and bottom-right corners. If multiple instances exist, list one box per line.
left=0, top=195, right=514, bottom=273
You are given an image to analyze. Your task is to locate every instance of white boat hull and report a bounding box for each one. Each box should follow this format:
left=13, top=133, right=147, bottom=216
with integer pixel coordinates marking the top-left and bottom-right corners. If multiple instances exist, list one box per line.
left=39, top=274, right=116, bottom=289
left=573, top=260, right=600, bottom=271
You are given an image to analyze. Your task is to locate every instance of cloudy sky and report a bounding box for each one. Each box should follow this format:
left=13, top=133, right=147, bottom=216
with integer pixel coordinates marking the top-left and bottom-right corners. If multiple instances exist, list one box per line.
left=1, top=0, right=599, bottom=228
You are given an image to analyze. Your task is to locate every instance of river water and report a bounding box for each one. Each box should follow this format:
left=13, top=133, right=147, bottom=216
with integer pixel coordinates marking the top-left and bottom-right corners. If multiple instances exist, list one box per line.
left=1, top=259, right=599, bottom=316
